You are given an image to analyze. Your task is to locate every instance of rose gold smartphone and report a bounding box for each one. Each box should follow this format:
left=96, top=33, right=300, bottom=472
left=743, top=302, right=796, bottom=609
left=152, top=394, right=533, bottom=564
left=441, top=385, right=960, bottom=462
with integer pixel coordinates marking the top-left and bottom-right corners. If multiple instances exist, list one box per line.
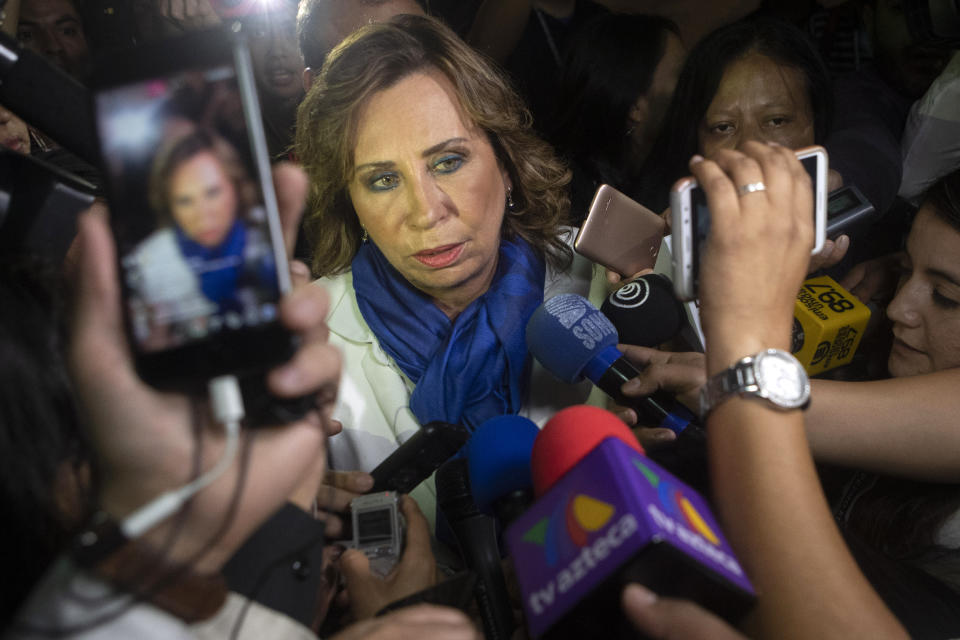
left=670, top=145, right=828, bottom=302
left=574, top=184, right=666, bottom=277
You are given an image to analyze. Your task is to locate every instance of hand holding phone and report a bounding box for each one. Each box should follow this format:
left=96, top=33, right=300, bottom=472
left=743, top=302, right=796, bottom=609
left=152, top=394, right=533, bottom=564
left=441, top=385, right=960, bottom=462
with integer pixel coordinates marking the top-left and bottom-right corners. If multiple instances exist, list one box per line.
left=684, top=143, right=818, bottom=354
left=340, top=495, right=438, bottom=620
left=92, top=29, right=295, bottom=389
left=67, top=184, right=340, bottom=564
left=670, top=145, right=827, bottom=301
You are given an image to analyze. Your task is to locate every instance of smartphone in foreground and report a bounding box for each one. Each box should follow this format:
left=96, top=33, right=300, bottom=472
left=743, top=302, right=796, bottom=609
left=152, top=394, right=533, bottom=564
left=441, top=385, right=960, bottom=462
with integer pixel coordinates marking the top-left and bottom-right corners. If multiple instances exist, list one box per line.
left=91, top=29, right=294, bottom=389
left=670, top=145, right=828, bottom=301
left=574, top=184, right=665, bottom=277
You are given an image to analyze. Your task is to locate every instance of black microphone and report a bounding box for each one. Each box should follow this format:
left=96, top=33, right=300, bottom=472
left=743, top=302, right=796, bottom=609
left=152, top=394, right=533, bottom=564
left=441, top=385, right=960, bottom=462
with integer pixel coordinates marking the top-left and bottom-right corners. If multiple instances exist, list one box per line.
left=601, top=273, right=703, bottom=352
left=436, top=458, right=515, bottom=640
left=0, top=31, right=98, bottom=163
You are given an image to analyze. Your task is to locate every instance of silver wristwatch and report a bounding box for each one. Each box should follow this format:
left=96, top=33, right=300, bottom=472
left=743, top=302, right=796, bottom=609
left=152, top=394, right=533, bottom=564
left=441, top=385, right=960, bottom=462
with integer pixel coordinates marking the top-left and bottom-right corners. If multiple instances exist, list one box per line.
left=700, top=349, right=810, bottom=419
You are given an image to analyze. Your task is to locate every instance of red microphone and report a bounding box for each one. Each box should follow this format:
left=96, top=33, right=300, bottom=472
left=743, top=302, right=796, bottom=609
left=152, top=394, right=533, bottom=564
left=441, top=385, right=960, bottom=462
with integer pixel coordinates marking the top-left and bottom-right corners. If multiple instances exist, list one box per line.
left=508, top=405, right=754, bottom=639
left=531, top=405, right=643, bottom=496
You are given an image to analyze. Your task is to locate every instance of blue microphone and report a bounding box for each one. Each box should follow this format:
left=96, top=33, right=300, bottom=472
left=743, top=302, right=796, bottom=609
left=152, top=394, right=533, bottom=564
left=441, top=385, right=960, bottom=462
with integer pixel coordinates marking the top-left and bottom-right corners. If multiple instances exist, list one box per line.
left=466, top=415, right=539, bottom=525
left=526, top=294, right=698, bottom=435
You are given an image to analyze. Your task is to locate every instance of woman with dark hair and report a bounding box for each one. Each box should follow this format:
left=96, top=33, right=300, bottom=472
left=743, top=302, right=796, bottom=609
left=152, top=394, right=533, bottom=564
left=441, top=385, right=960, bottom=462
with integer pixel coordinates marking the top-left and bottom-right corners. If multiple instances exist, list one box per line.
left=547, top=12, right=685, bottom=220
left=641, top=16, right=834, bottom=212
left=296, top=14, right=600, bottom=523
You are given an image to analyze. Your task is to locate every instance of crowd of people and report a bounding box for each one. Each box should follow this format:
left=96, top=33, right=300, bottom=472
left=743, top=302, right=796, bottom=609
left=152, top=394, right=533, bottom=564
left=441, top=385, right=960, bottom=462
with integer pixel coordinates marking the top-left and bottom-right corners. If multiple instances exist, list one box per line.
left=1, top=0, right=959, bottom=638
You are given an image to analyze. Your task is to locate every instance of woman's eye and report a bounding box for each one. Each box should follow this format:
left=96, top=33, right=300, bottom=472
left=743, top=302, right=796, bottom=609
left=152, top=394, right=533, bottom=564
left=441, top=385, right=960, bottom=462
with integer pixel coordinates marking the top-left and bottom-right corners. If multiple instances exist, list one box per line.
left=709, top=122, right=734, bottom=135
left=933, top=289, right=960, bottom=309
left=433, top=154, right=464, bottom=174
left=767, top=116, right=789, bottom=127
left=368, top=173, right=399, bottom=191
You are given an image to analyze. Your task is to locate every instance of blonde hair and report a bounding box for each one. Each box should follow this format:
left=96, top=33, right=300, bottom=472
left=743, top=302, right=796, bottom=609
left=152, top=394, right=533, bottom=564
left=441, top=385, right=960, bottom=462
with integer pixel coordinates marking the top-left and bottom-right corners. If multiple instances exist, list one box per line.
left=295, top=13, right=572, bottom=277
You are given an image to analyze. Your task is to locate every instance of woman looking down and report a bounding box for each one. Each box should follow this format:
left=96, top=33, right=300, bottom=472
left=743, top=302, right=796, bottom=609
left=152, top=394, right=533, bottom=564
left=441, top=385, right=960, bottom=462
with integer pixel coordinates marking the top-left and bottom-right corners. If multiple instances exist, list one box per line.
left=295, top=15, right=598, bottom=518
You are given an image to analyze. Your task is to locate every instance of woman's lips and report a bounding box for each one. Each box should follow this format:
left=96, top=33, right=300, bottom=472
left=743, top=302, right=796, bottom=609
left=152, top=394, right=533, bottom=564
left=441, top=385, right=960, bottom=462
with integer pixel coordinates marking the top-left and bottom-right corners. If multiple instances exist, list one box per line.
left=268, top=68, right=296, bottom=86
left=2, top=137, right=24, bottom=152
left=414, top=243, right=464, bottom=268
left=891, top=337, right=923, bottom=355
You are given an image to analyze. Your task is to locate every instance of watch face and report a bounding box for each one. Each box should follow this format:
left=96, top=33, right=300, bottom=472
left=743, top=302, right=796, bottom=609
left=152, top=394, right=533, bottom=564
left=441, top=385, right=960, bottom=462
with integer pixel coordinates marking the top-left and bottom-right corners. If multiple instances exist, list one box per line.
left=755, top=350, right=810, bottom=408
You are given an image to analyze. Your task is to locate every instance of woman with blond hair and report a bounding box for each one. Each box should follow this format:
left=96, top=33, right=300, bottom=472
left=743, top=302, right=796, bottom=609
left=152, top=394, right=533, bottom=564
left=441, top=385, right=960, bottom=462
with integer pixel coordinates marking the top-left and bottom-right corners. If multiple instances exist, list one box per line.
left=296, top=14, right=600, bottom=519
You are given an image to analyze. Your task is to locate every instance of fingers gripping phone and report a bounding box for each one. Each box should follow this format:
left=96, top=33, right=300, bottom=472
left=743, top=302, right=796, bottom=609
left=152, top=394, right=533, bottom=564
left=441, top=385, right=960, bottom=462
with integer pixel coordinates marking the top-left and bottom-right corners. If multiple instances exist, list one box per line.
left=670, top=145, right=828, bottom=302
left=574, top=184, right=666, bottom=277
left=91, top=29, right=295, bottom=389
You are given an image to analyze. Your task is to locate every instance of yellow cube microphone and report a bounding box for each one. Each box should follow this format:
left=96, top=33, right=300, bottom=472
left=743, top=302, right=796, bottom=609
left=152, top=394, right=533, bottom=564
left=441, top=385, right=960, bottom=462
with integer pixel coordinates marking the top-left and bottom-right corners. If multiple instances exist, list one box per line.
left=792, top=275, right=871, bottom=375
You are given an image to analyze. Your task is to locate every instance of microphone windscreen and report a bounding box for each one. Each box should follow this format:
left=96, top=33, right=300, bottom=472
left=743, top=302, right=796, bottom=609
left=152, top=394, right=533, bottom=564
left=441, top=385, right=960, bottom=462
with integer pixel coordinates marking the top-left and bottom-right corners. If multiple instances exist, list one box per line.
left=466, top=415, right=539, bottom=513
left=526, top=294, right=618, bottom=383
left=531, top=405, right=643, bottom=496
left=601, top=274, right=685, bottom=348
left=793, top=275, right=871, bottom=375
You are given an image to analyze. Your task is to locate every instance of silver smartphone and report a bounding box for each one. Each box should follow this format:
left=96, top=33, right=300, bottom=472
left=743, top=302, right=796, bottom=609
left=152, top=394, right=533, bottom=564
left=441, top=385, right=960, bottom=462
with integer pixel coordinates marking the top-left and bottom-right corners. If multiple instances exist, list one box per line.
left=350, top=491, right=406, bottom=578
left=670, top=145, right=828, bottom=302
left=574, top=184, right=666, bottom=277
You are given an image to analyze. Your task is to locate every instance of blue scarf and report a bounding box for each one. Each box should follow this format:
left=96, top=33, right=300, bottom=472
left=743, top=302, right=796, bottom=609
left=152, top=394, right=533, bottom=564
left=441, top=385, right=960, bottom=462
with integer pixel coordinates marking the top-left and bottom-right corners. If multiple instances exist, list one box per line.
left=352, top=237, right=546, bottom=430
left=176, top=219, right=246, bottom=311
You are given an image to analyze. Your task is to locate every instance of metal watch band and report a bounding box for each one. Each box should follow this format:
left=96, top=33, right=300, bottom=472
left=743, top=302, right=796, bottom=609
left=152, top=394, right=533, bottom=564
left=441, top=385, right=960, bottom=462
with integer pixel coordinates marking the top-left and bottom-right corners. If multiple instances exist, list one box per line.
left=699, top=349, right=809, bottom=419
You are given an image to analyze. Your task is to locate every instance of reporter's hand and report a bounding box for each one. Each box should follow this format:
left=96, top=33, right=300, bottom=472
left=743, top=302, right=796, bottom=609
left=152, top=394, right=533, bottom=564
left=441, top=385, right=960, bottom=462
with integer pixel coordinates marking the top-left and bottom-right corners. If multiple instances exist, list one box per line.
left=614, top=345, right=706, bottom=449
left=605, top=266, right=655, bottom=289
left=314, top=470, right=375, bottom=539
left=827, top=168, right=844, bottom=192
left=807, top=234, right=849, bottom=273
left=68, top=165, right=341, bottom=572
left=622, top=584, right=747, bottom=640
left=338, top=495, right=438, bottom=621
left=692, top=142, right=813, bottom=371
left=329, top=604, right=480, bottom=640
left=156, top=0, right=222, bottom=31
left=839, top=252, right=903, bottom=305
left=619, top=345, right=705, bottom=410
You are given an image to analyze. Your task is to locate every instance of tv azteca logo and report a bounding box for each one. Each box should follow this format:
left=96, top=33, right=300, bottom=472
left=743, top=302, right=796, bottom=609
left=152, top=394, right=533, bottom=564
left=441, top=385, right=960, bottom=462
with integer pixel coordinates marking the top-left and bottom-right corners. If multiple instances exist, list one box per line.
left=520, top=458, right=744, bottom=617
left=521, top=461, right=720, bottom=569
left=522, top=493, right=617, bottom=567
left=634, top=457, right=744, bottom=577
left=632, top=458, right=719, bottom=545
left=521, top=493, right=638, bottom=615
